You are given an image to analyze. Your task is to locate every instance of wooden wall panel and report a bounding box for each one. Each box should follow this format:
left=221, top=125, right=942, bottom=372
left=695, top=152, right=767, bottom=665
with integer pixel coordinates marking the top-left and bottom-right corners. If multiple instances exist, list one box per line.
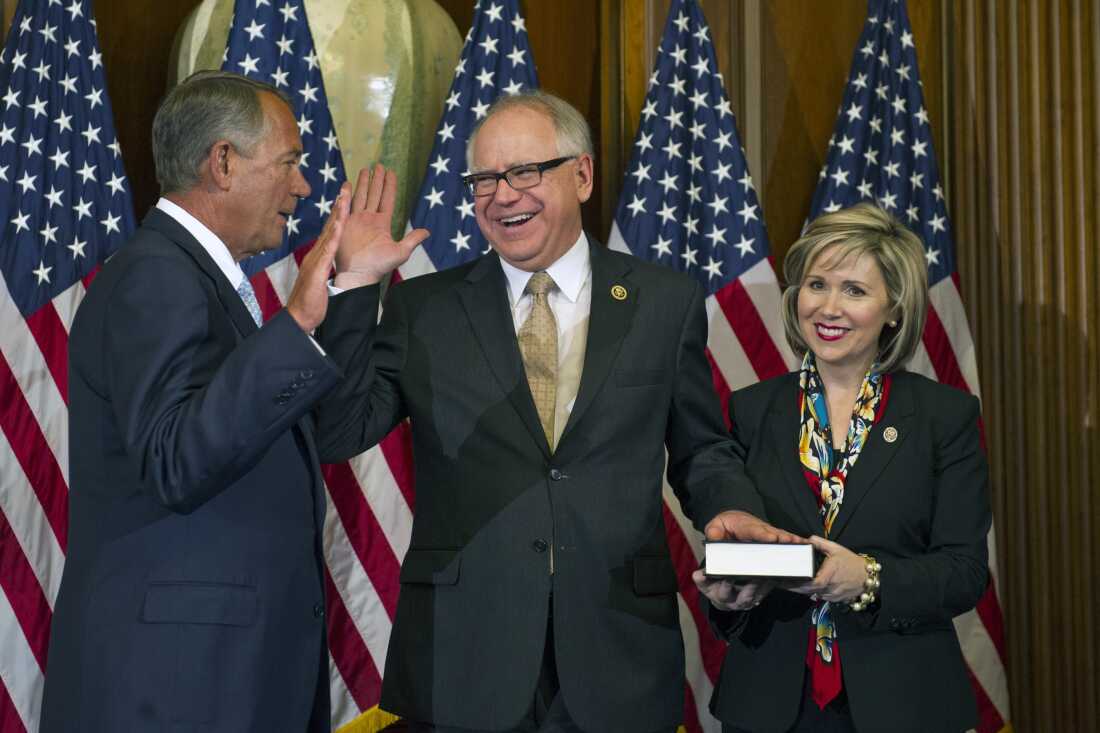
left=946, top=1, right=1100, bottom=729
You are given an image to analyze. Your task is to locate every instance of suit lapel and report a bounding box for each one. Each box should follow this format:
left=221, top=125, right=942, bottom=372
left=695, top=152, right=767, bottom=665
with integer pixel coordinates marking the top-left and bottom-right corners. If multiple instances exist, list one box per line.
left=142, top=208, right=260, bottom=339
left=557, top=239, right=636, bottom=446
left=457, top=253, right=552, bottom=457
left=829, top=372, right=914, bottom=539
left=767, top=379, right=824, bottom=533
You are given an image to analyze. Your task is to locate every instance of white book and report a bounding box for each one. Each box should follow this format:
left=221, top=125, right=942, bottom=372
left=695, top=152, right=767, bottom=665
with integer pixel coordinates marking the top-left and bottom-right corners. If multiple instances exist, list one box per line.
left=704, top=541, right=818, bottom=579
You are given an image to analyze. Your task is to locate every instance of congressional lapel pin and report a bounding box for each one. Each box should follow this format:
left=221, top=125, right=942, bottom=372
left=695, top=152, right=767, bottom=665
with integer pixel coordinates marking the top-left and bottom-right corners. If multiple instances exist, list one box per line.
left=883, top=426, right=898, bottom=443
left=610, top=284, right=628, bottom=301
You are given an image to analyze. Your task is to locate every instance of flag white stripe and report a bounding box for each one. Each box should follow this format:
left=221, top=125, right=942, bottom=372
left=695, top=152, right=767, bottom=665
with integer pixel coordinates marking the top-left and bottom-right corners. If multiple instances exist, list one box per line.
left=0, top=282, right=69, bottom=486
left=906, top=341, right=938, bottom=382
left=50, top=280, right=85, bottom=334
left=929, top=279, right=982, bottom=396
left=738, top=259, right=799, bottom=370
left=322, top=485, right=393, bottom=672
left=397, top=245, right=440, bottom=281
left=954, top=608, right=1010, bottom=720
left=705, top=296, right=760, bottom=394
left=264, top=254, right=299, bottom=306
left=0, top=590, right=43, bottom=733
left=328, top=645, right=359, bottom=730
left=0, top=431, right=65, bottom=606
left=347, top=448, right=414, bottom=562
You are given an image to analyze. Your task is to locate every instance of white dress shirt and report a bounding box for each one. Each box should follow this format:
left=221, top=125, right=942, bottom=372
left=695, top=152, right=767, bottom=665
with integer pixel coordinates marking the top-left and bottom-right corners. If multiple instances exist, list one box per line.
left=156, top=197, right=246, bottom=291
left=499, top=231, right=592, bottom=447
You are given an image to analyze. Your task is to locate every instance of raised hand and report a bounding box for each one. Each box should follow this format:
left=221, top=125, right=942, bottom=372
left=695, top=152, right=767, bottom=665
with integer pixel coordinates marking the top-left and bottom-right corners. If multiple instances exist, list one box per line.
left=286, top=184, right=350, bottom=332
left=333, top=164, right=431, bottom=289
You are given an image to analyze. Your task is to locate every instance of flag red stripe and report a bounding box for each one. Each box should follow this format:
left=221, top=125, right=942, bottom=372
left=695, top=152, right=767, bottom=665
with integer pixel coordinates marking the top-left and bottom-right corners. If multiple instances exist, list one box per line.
left=249, top=271, right=284, bottom=322
left=378, top=422, right=416, bottom=510
left=965, top=661, right=1007, bottom=733
left=81, top=264, right=101, bottom=291
left=681, top=679, right=704, bottom=733
left=0, top=676, right=29, bottom=733
left=921, top=303, right=969, bottom=392
left=324, top=568, right=383, bottom=711
left=0, top=508, right=52, bottom=671
left=663, top=504, right=725, bottom=682
left=23, top=304, right=69, bottom=404
left=975, top=581, right=1008, bottom=666
left=0, top=354, right=68, bottom=550
left=705, top=348, right=733, bottom=431
left=714, top=280, right=789, bottom=381
left=321, top=463, right=401, bottom=618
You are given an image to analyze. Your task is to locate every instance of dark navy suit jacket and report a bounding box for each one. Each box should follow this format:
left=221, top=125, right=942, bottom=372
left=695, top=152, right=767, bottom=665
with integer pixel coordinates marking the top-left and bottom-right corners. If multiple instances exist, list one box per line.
left=40, top=208, right=341, bottom=733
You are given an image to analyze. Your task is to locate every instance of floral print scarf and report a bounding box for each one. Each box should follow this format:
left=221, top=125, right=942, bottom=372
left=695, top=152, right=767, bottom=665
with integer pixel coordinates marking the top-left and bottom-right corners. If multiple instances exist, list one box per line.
left=797, top=352, right=891, bottom=708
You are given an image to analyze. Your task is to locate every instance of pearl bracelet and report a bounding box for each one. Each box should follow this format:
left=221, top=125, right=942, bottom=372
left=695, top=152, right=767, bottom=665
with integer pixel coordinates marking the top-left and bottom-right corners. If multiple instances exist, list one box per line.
left=849, top=554, right=882, bottom=612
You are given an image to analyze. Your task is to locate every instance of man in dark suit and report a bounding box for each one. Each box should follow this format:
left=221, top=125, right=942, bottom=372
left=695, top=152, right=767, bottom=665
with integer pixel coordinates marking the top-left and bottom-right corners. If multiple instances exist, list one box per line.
left=316, top=91, right=793, bottom=733
left=39, top=71, right=420, bottom=732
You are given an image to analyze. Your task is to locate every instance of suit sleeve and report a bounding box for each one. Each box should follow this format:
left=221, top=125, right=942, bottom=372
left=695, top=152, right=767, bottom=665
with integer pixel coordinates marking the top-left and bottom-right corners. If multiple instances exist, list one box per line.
left=871, top=392, right=992, bottom=629
left=663, top=280, right=766, bottom=531
left=312, top=282, right=408, bottom=463
left=103, top=254, right=340, bottom=514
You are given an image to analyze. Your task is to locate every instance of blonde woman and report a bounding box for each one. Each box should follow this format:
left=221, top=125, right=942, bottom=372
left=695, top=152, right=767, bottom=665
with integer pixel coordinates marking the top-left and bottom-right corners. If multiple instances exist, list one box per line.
left=695, top=204, right=991, bottom=733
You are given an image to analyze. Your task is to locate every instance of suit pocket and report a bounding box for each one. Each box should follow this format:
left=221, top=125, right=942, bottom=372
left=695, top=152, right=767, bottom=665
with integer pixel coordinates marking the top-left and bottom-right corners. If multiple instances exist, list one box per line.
left=400, top=548, right=461, bottom=585
left=141, top=582, right=257, bottom=626
left=615, top=368, right=665, bottom=387
left=632, top=555, right=677, bottom=595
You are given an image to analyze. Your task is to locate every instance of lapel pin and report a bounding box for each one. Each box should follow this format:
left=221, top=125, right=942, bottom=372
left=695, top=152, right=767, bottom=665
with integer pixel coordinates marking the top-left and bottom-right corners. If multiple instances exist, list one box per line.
left=883, top=426, right=898, bottom=443
left=610, top=284, right=628, bottom=301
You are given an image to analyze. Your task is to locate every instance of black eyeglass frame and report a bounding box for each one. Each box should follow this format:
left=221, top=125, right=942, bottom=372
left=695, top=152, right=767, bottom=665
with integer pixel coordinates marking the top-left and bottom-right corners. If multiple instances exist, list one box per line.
left=461, top=156, right=575, bottom=197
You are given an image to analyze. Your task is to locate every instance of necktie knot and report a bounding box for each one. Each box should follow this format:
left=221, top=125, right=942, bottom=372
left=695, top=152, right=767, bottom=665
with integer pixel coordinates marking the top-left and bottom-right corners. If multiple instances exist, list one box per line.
left=525, top=271, right=555, bottom=298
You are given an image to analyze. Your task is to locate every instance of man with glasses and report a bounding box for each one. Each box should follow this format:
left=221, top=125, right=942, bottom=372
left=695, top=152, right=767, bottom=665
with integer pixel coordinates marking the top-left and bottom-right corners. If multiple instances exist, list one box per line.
left=315, top=91, right=791, bottom=733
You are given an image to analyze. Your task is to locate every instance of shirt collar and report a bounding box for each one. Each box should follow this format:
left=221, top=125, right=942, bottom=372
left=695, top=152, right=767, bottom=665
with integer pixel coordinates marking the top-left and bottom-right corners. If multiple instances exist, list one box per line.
left=156, top=197, right=244, bottom=290
left=499, top=231, right=590, bottom=307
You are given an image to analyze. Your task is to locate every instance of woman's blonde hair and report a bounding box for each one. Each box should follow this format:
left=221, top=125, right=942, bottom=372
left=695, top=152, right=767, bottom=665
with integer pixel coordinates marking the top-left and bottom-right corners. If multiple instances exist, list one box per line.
left=780, top=203, right=928, bottom=374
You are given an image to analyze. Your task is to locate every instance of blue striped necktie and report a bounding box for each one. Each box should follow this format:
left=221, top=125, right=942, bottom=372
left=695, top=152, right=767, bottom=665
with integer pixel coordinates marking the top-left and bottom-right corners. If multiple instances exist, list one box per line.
left=236, top=277, right=263, bottom=327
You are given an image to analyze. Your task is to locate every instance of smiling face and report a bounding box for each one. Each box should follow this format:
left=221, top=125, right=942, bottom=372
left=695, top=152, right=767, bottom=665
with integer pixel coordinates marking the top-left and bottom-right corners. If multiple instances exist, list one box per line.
left=223, top=92, right=310, bottom=261
left=470, top=105, right=593, bottom=272
left=797, top=245, right=894, bottom=377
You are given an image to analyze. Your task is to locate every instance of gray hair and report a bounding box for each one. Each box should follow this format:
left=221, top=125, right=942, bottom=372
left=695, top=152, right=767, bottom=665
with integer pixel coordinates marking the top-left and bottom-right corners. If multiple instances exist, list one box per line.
left=152, top=70, right=290, bottom=194
left=780, top=203, right=929, bottom=374
left=465, top=89, right=594, bottom=170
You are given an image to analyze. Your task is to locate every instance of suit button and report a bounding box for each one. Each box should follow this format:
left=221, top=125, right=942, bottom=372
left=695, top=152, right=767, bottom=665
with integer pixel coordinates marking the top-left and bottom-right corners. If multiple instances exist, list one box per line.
left=313, top=603, right=324, bottom=618
left=300, top=369, right=314, bottom=380
left=549, top=468, right=564, bottom=481
left=532, top=539, right=548, bottom=553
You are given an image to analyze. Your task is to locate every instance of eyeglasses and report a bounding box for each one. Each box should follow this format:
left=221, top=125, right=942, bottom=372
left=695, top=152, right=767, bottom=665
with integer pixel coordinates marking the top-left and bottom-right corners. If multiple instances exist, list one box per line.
left=462, top=157, right=574, bottom=197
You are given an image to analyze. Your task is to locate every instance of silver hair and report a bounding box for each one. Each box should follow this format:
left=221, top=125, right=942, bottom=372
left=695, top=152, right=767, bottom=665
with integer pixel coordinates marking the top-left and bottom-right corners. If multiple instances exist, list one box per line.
left=152, top=70, right=290, bottom=194
left=465, top=89, right=594, bottom=170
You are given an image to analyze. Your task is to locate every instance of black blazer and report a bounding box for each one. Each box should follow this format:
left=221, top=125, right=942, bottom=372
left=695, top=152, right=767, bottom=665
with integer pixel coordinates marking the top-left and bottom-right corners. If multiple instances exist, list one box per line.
left=709, top=370, right=991, bottom=733
left=316, top=238, right=764, bottom=733
left=40, top=208, right=341, bottom=733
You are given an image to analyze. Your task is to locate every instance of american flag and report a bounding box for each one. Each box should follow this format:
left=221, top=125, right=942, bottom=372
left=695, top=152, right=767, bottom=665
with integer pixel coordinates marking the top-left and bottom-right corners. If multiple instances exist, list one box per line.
left=399, top=0, right=537, bottom=280
left=807, top=1, right=1010, bottom=730
left=0, top=0, right=136, bottom=730
left=219, top=1, right=412, bottom=729
left=606, top=0, right=796, bottom=730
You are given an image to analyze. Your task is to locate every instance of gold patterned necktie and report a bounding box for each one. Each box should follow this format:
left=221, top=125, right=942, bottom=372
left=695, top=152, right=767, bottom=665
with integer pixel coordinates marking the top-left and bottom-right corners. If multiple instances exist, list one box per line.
left=517, top=271, right=558, bottom=447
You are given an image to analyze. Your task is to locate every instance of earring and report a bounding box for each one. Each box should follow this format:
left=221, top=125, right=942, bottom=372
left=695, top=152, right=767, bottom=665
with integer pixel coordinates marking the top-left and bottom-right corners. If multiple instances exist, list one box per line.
left=888, top=320, right=898, bottom=328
